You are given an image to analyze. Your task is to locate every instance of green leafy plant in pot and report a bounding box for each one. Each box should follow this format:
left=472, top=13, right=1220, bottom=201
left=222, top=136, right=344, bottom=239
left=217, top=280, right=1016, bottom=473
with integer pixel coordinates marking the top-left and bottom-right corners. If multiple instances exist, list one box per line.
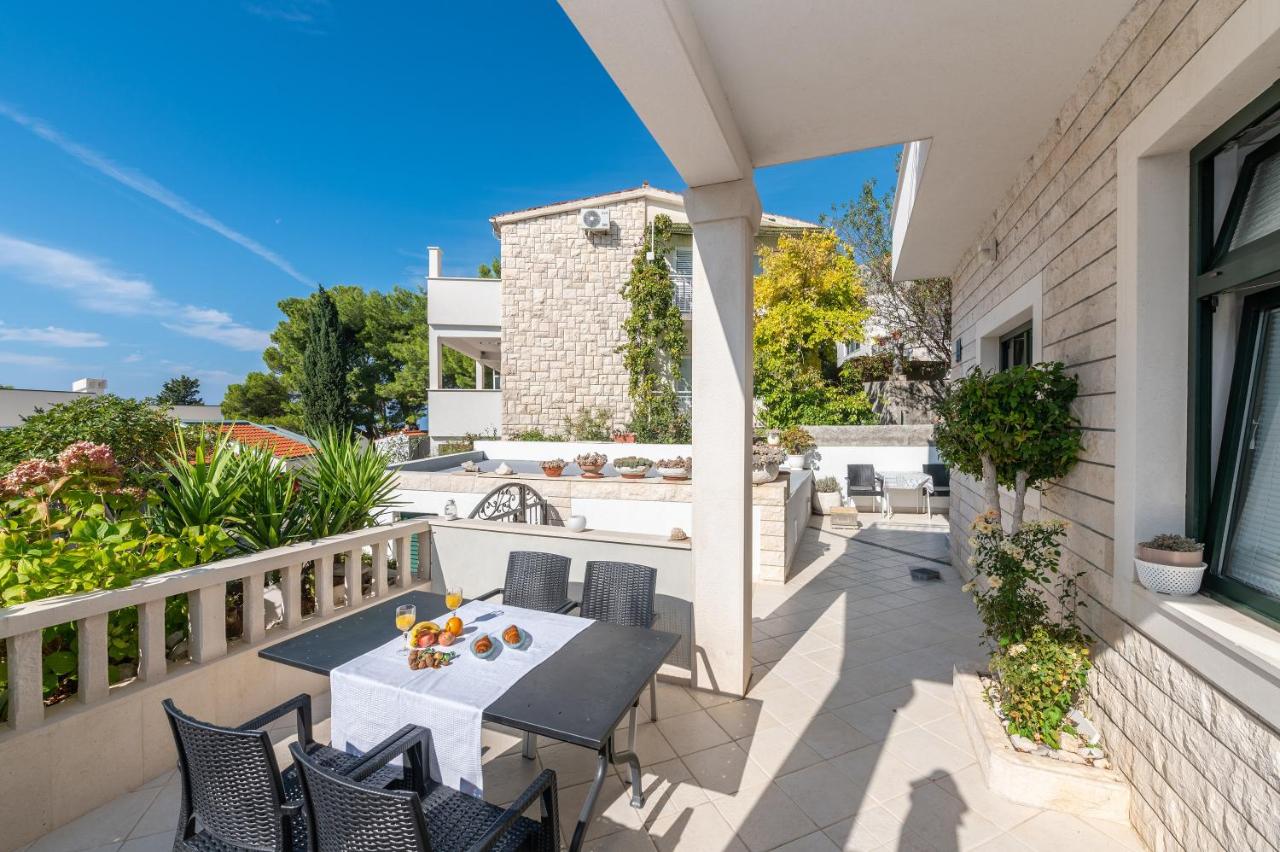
left=812, top=475, right=842, bottom=514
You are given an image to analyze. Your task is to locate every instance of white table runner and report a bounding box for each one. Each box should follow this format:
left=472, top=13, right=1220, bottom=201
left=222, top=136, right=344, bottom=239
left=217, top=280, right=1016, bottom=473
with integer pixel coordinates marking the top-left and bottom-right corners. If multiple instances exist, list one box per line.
left=879, top=471, right=935, bottom=493
left=329, top=599, right=590, bottom=796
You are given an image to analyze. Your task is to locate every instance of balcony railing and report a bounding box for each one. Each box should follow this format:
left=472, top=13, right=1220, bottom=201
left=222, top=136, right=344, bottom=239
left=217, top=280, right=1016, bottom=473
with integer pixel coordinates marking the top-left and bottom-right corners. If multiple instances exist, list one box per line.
left=672, top=272, right=692, bottom=313
left=0, top=518, right=432, bottom=733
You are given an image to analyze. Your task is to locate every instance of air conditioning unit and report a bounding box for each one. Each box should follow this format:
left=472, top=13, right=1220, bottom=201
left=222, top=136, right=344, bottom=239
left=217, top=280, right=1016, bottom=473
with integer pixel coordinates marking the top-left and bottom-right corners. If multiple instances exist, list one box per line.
left=578, top=208, right=611, bottom=232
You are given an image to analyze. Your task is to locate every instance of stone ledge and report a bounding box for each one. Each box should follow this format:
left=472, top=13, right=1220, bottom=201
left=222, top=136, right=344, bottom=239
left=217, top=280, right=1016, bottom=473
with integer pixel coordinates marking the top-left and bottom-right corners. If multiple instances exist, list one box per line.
left=953, top=663, right=1131, bottom=824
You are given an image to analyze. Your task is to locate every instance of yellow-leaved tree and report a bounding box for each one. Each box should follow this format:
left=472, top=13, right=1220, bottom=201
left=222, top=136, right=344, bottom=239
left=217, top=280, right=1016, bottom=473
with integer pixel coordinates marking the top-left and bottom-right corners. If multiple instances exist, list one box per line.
left=753, top=229, right=875, bottom=426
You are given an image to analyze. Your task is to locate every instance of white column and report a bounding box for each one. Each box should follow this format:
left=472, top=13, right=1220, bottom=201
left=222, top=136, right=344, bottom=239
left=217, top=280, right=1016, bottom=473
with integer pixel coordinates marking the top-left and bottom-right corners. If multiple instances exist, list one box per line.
left=429, top=329, right=442, bottom=390
left=684, top=177, right=761, bottom=697
left=474, top=358, right=486, bottom=390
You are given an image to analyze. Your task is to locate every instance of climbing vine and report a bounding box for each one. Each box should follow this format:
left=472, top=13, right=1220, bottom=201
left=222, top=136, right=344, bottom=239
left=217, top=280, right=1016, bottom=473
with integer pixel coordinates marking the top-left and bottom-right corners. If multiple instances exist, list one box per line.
left=619, top=214, right=690, bottom=442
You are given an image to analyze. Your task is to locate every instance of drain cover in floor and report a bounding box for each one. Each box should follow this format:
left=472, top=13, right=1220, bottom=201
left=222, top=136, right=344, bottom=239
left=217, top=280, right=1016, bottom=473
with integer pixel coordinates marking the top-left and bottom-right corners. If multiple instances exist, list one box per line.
left=909, top=567, right=942, bottom=582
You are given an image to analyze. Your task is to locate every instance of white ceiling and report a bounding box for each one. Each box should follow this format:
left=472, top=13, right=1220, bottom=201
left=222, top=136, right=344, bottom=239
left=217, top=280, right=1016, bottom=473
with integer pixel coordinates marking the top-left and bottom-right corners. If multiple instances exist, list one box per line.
left=560, top=0, right=1133, bottom=278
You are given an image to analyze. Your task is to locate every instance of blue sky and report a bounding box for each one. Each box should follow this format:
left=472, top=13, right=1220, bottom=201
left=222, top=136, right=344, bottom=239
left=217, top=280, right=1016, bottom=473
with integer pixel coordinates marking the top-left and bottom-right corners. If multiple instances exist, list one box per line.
left=0, top=1, right=898, bottom=402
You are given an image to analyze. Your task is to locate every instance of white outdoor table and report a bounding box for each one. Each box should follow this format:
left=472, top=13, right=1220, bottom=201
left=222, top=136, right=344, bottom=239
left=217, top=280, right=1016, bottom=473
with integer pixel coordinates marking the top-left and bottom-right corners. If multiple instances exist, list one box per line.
left=876, top=471, right=935, bottom=518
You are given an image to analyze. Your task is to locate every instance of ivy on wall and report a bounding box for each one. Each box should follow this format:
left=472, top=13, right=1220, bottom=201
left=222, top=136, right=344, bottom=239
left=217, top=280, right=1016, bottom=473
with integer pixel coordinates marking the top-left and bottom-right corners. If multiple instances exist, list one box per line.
left=618, top=214, right=690, bottom=442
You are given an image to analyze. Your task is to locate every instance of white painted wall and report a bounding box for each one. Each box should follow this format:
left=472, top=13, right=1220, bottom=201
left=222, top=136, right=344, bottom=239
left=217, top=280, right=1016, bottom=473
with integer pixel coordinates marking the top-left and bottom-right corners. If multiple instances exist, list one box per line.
left=428, top=390, right=502, bottom=440
left=474, top=439, right=692, bottom=462
left=427, top=277, right=501, bottom=327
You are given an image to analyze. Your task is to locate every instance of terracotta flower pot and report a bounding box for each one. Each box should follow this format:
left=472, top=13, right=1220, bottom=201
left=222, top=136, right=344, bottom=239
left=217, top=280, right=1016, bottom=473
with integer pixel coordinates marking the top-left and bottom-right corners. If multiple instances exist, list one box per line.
left=1137, top=545, right=1204, bottom=567
left=542, top=466, right=564, bottom=478
left=579, top=464, right=605, bottom=479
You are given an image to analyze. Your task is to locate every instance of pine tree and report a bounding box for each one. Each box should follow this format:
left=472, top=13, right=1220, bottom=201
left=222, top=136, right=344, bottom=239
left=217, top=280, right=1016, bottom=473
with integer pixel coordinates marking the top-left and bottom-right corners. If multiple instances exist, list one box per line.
left=300, top=286, right=350, bottom=433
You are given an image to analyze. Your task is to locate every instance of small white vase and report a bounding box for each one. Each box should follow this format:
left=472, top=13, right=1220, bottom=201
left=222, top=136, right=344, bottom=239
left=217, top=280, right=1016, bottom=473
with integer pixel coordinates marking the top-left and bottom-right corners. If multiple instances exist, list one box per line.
left=785, top=453, right=808, bottom=470
left=565, top=515, right=587, bottom=533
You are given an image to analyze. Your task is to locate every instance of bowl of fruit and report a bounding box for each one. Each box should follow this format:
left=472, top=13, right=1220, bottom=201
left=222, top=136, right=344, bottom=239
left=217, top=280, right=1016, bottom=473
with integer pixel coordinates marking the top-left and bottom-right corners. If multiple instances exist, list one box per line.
left=501, top=624, right=528, bottom=649
left=471, top=633, right=499, bottom=660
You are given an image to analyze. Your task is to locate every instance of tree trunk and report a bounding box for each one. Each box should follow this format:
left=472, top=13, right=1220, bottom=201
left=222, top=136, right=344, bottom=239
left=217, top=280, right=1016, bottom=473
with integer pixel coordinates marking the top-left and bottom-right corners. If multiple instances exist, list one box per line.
left=980, top=454, right=1002, bottom=527
left=1010, top=470, right=1030, bottom=533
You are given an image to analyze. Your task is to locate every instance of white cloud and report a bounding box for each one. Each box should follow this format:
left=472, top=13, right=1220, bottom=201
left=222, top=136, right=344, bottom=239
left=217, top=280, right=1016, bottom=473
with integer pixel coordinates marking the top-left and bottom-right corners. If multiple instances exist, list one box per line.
left=0, top=233, right=272, bottom=352
left=0, top=323, right=108, bottom=347
left=0, top=351, right=65, bottom=368
left=121, top=353, right=144, bottom=363
left=0, top=101, right=311, bottom=285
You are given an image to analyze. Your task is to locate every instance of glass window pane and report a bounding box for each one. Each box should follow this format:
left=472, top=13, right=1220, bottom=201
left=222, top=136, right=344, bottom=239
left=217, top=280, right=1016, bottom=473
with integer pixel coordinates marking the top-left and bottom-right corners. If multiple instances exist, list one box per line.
left=1229, top=149, right=1280, bottom=252
left=1224, top=307, right=1280, bottom=597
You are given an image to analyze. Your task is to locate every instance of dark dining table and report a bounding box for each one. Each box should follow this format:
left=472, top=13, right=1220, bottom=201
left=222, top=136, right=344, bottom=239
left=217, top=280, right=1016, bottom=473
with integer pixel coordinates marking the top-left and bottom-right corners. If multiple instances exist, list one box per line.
left=259, top=589, right=679, bottom=852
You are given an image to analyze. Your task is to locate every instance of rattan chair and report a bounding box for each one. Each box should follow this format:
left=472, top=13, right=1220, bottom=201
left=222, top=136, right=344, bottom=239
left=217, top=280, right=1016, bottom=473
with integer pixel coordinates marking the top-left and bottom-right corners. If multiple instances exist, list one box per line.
left=574, top=560, right=661, bottom=740
left=477, top=551, right=573, bottom=613
left=846, top=464, right=886, bottom=516
left=290, top=725, right=559, bottom=852
left=163, top=694, right=402, bottom=852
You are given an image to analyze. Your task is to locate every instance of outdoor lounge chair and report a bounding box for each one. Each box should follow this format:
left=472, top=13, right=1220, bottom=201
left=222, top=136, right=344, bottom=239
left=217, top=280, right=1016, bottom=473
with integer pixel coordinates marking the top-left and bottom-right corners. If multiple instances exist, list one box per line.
left=477, top=551, right=573, bottom=613
left=846, top=464, right=885, bottom=516
left=290, top=725, right=559, bottom=852
left=921, top=463, right=951, bottom=497
left=163, top=694, right=402, bottom=852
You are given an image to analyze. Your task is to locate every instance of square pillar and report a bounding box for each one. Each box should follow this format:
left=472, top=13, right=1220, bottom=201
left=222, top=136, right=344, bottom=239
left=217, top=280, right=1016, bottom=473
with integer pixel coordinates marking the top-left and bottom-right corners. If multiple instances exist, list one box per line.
left=684, top=178, right=761, bottom=697
left=475, top=358, right=486, bottom=390
left=428, top=329, right=442, bottom=390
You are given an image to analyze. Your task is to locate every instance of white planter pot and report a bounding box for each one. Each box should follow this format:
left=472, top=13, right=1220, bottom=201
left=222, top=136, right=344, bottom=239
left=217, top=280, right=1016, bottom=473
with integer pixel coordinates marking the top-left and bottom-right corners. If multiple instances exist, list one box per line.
left=565, top=515, right=587, bottom=533
left=752, top=462, right=779, bottom=484
left=785, top=452, right=810, bottom=470
left=813, top=490, right=842, bottom=515
left=1134, top=556, right=1206, bottom=596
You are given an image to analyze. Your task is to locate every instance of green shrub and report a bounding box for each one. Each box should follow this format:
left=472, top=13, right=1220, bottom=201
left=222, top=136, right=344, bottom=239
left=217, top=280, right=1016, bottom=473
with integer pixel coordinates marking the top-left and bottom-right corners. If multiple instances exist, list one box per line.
left=815, top=476, right=840, bottom=493
left=151, top=429, right=245, bottom=535
left=509, top=428, right=564, bottom=442
left=436, top=440, right=474, bottom=455
left=779, top=426, right=816, bottom=454
left=902, top=360, right=948, bottom=381
left=989, top=626, right=1091, bottom=749
left=564, top=407, right=612, bottom=441
left=299, top=428, right=400, bottom=539
left=841, top=352, right=894, bottom=383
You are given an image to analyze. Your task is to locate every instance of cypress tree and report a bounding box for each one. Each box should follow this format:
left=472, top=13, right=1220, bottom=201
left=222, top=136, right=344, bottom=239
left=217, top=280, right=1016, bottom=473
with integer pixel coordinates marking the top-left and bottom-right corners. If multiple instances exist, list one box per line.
left=300, top=286, right=350, bottom=433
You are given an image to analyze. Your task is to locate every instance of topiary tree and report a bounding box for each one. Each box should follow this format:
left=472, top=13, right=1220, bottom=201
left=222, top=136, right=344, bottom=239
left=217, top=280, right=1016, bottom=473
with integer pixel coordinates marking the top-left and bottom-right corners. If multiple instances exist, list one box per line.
left=934, top=362, right=1083, bottom=532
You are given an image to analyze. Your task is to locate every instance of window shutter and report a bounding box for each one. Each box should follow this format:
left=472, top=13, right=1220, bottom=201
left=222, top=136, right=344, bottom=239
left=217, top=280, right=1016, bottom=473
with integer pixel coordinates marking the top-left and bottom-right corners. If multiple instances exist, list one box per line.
left=1224, top=308, right=1280, bottom=596
left=674, top=248, right=693, bottom=278
left=1229, top=149, right=1280, bottom=252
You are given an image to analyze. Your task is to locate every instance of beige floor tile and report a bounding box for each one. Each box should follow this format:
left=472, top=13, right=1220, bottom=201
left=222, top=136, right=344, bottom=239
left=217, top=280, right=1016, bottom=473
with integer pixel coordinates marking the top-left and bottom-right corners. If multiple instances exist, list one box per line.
left=826, top=745, right=934, bottom=806
left=882, top=726, right=975, bottom=779
left=831, top=697, right=916, bottom=743
left=710, top=781, right=818, bottom=852
left=822, top=804, right=907, bottom=852
left=117, top=833, right=172, bottom=852
left=969, top=834, right=1034, bottom=851
left=124, top=779, right=180, bottom=840
left=656, top=710, right=731, bottom=757
left=878, top=780, right=1003, bottom=850
left=707, top=699, right=783, bottom=740
left=481, top=723, right=526, bottom=760
left=1009, top=811, right=1143, bottom=852
left=539, top=741, right=607, bottom=788
left=797, top=713, right=874, bottom=759
left=28, top=787, right=159, bottom=852
left=874, top=687, right=959, bottom=728
left=940, top=766, right=1040, bottom=831
left=776, top=760, right=870, bottom=828
left=558, top=775, right=647, bottom=844
left=739, top=726, right=825, bottom=778
left=681, top=742, right=771, bottom=799
left=482, top=751, right=547, bottom=806
left=648, top=800, right=748, bottom=852
left=577, top=828, right=659, bottom=852
left=689, top=688, right=740, bottom=711
left=619, top=722, right=678, bottom=767
left=620, top=757, right=712, bottom=828
left=774, top=830, right=842, bottom=852
left=653, top=683, right=702, bottom=719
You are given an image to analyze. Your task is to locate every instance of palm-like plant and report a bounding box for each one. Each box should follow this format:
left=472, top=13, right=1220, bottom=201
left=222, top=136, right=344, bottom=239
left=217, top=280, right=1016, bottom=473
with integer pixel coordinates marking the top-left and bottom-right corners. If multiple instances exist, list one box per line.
left=299, top=428, right=400, bottom=539
left=151, top=429, right=245, bottom=534
left=229, top=446, right=304, bottom=551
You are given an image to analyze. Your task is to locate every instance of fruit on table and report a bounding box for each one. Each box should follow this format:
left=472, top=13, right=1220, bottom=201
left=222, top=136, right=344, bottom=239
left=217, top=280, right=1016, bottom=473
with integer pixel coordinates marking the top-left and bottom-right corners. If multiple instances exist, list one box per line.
left=409, top=621, right=441, bottom=644
left=408, top=648, right=457, bottom=671
left=437, top=631, right=456, bottom=647
left=445, top=616, right=464, bottom=636
left=416, top=631, right=439, bottom=648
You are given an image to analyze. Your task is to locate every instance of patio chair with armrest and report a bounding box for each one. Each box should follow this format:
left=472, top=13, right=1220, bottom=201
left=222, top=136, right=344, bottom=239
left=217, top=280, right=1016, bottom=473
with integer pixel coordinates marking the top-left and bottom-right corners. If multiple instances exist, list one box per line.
left=846, top=464, right=886, bottom=516
left=477, top=551, right=574, bottom=614
left=162, top=694, right=403, bottom=852
left=290, top=725, right=560, bottom=852
left=565, top=560, right=662, bottom=749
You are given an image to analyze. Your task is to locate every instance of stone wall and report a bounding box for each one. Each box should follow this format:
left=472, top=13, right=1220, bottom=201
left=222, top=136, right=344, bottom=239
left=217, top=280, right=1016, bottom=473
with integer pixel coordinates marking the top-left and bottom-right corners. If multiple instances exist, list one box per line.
left=946, top=1, right=1279, bottom=849
left=498, top=196, right=646, bottom=436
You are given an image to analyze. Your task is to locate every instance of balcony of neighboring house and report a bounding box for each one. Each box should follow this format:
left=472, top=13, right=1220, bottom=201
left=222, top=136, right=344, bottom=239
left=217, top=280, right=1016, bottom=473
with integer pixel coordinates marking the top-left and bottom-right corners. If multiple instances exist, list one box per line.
left=425, top=246, right=504, bottom=447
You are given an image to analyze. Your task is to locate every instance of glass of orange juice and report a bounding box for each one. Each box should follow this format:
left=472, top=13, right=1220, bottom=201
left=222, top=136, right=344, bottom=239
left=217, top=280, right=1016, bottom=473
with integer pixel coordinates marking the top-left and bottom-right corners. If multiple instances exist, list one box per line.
left=395, top=603, right=416, bottom=653
left=445, top=586, right=463, bottom=614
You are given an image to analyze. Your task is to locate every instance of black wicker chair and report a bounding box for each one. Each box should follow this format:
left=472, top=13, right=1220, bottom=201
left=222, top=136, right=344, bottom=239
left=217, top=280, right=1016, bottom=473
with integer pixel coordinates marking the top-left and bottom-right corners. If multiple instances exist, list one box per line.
left=573, top=560, right=661, bottom=740
left=291, top=725, right=559, bottom=852
left=477, top=551, right=573, bottom=613
left=922, top=463, right=951, bottom=497
left=163, top=694, right=403, bottom=852
left=846, top=464, right=885, bottom=516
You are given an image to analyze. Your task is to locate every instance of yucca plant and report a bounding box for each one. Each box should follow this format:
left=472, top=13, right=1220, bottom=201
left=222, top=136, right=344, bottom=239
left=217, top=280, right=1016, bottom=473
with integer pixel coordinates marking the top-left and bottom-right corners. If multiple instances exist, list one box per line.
left=299, top=428, right=400, bottom=539
left=151, top=428, right=245, bottom=534
left=229, top=446, right=304, bottom=551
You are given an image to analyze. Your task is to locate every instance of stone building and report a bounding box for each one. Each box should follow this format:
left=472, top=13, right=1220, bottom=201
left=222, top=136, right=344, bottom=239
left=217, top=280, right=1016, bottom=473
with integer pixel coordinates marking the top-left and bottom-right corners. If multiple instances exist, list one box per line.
left=426, top=185, right=816, bottom=447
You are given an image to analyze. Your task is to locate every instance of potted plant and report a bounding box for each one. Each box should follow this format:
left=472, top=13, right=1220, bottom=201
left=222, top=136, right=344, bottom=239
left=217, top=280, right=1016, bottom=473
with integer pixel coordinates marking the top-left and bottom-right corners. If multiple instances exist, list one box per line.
left=1135, top=533, right=1206, bottom=596
left=614, top=456, right=653, bottom=479
left=780, top=426, right=816, bottom=469
left=575, top=452, right=607, bottom=479
left=752, top=444, right=784, bottom=484
left=656, top=456, right=692, bottom=482
left=540, top=458, right=567, bottom=477
left=612, top=428, right=637, bottom=444
left=812, top=475, right=842, bottom=514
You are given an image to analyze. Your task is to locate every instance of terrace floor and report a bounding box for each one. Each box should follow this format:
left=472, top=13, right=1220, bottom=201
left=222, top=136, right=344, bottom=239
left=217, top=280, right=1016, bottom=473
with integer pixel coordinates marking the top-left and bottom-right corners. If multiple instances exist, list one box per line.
left=21, top=519, right=1146, bottom=852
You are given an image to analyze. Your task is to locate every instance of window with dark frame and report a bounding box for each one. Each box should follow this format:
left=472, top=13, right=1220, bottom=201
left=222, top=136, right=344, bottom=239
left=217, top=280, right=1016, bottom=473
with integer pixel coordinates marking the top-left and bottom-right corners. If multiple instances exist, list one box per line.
left=999, top=323, right=1033, bottom=371
left=1190, top=81, right=1280, bottom=622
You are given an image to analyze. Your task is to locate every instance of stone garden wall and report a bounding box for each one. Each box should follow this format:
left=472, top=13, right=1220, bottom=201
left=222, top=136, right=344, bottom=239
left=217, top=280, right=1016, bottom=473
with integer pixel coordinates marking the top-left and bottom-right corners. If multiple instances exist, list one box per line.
left=946, top=1, right=1280, bottom=849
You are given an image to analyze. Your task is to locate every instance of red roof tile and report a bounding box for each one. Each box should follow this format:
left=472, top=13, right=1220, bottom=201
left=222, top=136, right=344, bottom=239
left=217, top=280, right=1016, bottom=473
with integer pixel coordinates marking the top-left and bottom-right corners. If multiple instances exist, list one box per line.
left=218, top=423, right=315, bottom=459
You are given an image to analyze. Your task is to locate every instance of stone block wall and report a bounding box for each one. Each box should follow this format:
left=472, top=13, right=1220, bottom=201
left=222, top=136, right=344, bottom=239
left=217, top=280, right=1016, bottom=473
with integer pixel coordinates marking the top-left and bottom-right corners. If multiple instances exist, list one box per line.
left=946, top=1, right=1279, bottom=849
left=498, top=197, right=647, bottom=436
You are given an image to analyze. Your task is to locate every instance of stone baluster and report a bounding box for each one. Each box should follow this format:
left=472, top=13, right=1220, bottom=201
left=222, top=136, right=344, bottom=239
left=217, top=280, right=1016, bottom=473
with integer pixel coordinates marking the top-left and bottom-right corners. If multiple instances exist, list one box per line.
left=137, top=598, right=168, bottom=682
left=282, top=563, right=303, bottom=629
left=242, top=572, right=266, bottom=644
left=372, top=540, right=389, bottom=598
left=5, top=631, right=43, bottom=730
left=394, top=536, right=410, bottom=587
left=415, top=530, right=431, bottom=586
left=345, top=548, right=363, bottom=609
left=75, top=613, right=110, bottom=705
left=188, top=584, right=228, bottom=663
left=315, top=553, right=335, bottom=617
